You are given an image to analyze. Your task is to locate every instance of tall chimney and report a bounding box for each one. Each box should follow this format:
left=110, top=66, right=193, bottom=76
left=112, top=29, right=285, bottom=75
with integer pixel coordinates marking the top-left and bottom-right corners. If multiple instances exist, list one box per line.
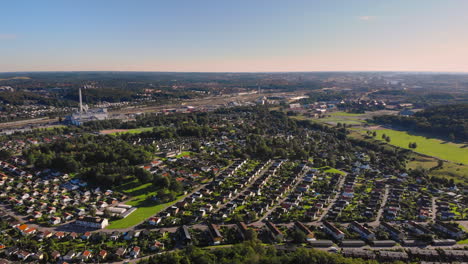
left=79, top=87, right=83, bottom=113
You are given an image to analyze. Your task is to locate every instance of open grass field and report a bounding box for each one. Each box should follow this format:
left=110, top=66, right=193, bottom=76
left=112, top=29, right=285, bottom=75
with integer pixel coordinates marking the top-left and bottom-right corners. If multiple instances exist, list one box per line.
left=364, top=129, right=468, bottom=164
left=322, top=167, right=346, bottom=175
left=107, top=180, right=186, bottom=229
left=329, top=111, right=365, bottom=117
left=107, top=196, right=184, bottom=229
left=175, top=151, right=192, bottom=158
left=100, top=127, right=154, bottom=135
left=293, top=111, right=468, bottom=182
left=291, top=114, right=364, bottom=125
left=347, top=128, right=468, bottom=183
left=291, top=111, right=398, bottom=126
left=408, top=154, right=468, bottom=184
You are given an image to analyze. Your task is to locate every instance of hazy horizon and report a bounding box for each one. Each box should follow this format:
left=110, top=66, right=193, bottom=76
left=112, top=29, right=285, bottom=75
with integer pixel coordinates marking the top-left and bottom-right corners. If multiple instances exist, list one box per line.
left=2, top=70, right=468, bottom=74
left=1, top=0, right=468, bottom=72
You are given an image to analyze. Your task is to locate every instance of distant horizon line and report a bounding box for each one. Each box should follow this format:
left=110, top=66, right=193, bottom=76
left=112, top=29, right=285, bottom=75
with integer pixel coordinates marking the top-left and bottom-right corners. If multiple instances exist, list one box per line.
left=1, top=70, right=468, bottom=74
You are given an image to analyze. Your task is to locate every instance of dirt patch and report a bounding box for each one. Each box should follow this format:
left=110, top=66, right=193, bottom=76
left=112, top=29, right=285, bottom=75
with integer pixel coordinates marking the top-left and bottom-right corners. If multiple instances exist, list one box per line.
left=365, top=125, right=385, bottom=130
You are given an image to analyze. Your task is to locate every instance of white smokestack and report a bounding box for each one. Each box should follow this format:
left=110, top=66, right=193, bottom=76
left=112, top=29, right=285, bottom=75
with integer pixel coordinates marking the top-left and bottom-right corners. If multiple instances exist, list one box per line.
left=79, top=87, right=83, bottom=113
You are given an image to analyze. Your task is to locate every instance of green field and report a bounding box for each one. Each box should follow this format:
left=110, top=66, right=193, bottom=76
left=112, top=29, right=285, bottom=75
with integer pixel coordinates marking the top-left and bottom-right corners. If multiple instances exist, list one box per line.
left=110, top=127, right=154, bottom=135
left=107, top=180, right=186, bottom=229
left=175, top=151, right=192, bottom=158
left=323, top=167, right=346, bottom=175
left=292, top=111, right=369, bottom=125
left=329, top=111, right=365, bottom=117
left=106, top=196, right=184, bottom=229
left=365, top=129, right=468, bottom=164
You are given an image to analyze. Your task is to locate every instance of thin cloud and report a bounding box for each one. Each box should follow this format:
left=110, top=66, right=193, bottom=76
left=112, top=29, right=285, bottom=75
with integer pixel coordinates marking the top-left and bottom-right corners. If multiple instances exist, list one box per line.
left=357, top=16, right=376, bottom=21
left=0, top=34, right=17, bottom=40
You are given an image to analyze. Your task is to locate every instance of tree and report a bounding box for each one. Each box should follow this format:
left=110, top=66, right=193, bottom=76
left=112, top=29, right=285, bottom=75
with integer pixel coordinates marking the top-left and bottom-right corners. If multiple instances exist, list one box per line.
left=90, top=207, right=97, bottom=217
left=291, top=229, right=307, bottom=243
left=103, top=208, right=112, bottom=218
left=244, top=229, right=258, bottom=241
left=0, top=149, right=12, bottom=160
left=449, top=133, right=455, bottom=141
left=385, top=136, right=391, bottom=143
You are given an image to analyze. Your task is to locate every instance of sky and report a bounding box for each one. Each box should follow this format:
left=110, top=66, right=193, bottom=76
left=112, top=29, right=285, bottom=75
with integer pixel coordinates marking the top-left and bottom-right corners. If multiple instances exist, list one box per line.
left=1, top=0, right=468, bottom=72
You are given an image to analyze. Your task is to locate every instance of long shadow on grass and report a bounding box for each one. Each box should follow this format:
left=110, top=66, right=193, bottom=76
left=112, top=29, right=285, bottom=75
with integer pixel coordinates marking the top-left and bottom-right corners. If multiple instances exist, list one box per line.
left=123, top=184, right=156, bottom=197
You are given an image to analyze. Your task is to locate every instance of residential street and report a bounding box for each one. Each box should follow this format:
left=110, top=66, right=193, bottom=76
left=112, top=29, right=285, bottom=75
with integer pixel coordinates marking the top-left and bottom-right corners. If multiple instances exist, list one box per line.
left=317, top=173, right=347, bottom=222
left=369, top=185, right=389, bottom=227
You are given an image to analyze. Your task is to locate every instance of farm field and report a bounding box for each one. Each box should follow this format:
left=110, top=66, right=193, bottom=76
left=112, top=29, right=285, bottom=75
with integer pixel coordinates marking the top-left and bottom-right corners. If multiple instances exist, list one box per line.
left=364, top=129, right=468, bottom=164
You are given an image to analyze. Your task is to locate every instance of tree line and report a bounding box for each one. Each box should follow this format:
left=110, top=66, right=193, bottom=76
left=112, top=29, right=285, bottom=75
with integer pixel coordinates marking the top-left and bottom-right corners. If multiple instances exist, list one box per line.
left=137, top=241, right=399, bottom=264
left=372, top=103, right=468, bottom=141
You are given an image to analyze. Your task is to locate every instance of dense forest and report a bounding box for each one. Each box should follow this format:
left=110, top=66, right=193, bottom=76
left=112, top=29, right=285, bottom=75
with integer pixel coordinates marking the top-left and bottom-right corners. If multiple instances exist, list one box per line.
left=0, top=91, right=72, bottom=107
left=137, top=242, right=398, bottom=264
left=23, top=135, right=155, bottom=184
left=372, top=103, right=468, bottom=141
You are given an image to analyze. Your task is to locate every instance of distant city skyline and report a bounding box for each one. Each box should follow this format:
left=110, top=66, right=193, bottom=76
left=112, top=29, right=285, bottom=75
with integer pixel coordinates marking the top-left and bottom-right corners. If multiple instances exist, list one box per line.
left=1, top=0, right=468, bottom=72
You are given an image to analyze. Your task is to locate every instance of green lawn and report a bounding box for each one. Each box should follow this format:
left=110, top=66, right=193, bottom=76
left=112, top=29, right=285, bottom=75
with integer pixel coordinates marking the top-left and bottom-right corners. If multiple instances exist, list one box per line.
left=318, top=118, right=363, bottom=125
left=364, top=129, right=468, bottom=164
left=317, top=167, right=346, bottom=175
left=107, top=179, right=188, bottom=229
left=175, top=151, right=192, bottom=158
left=291, top=113, right=365, bottom=125
left=329, top=111, right=365, bottom=117
left=107, top=194, right=185, bottom=229
left=109, top=127, right=155, bottom=135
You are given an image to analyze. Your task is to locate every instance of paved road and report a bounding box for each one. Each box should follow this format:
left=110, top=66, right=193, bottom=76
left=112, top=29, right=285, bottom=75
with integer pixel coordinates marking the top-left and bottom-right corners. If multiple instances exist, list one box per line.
left=431, top=196, right=437, bottom=221
left=317, top=173, right=347, bottom=222
left=0, top=117, right=59, bottom=129
left=369, top=185, right=389, bottom=227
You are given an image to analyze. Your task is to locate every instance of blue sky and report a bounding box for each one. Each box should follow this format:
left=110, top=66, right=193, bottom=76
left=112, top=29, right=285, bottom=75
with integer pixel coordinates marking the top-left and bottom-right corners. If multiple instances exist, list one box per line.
left=1, top=0, right=468, bottom=72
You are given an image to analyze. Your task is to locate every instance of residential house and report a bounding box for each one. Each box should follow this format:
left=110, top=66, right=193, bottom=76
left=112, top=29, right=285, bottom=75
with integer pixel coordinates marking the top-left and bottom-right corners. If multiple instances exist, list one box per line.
left=98, top=250, right=108, bottom=260
left=115, top=247, right=127, bottom=258
left=75, top=216, right=109, bottom=229
left=349, top=221, right=375, bottom=240
left=294, top=221, right=315, bottom=242
left=178, top=225, right=192, bottom=245
left=322, top=221, right=345, bottom=241
left=130, top=246, right=141, bottom=259
left=150, top=241, right=164, bottom=251
left=380, top=222, right=405, bottom=241
left=208, top=223, right=223, bottom=245
left=433, top=221, right=465, bottom=239
left=405, top=221, right=432, bottom=236
left=266, top=221, right=284, bottom=241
